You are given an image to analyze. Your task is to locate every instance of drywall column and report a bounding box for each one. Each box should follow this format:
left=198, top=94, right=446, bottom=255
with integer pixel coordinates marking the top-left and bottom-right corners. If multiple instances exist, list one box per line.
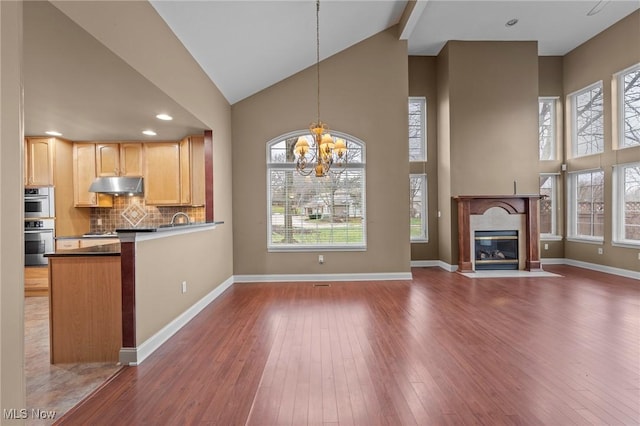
left=437, top=41, right=539, bottom=267
left=1, top=0, right=26, bottom=418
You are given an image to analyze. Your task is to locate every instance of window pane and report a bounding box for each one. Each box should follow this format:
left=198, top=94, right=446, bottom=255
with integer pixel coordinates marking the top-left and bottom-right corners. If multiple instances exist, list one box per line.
left=573, top=83, right=604, bottom=157
left=622, top=67, right=640, bottom=148
left=409, top=98, right=426, bottom=161
left=269, top=169, right=365, bottom=248
left=575, top=171, right=604, bottom=238
left=539, top=99, right=555, bottom=160
left=539, top=175, right=555, bottom=235
left=410, top=175, right=427, bottom=241
left=267, top=132, right=366, bottom=250
left=623, top=165, right=640, bottom=241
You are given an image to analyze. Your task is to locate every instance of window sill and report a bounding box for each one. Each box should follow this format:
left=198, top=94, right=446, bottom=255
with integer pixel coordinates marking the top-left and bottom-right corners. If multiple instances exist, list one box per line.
left=566, top=237, right=604, bottom=245
left=612, top=241, right=640, bottom=249
left=540, top=235, right=563, bottom=241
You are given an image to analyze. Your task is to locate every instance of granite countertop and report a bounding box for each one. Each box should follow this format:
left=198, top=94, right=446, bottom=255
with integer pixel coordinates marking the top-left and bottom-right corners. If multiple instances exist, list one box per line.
left=116, top=221, right=223, bottom=233
left=45, top=243, right=121, bottom=258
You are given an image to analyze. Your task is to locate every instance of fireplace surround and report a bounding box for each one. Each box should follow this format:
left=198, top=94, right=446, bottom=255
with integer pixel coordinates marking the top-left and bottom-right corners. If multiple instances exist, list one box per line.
left=454, top=195, right=542, bottom=273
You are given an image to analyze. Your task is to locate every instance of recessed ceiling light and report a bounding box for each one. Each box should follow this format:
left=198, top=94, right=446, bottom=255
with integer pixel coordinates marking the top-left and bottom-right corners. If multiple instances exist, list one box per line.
left=505, top=18, right=519, bottom=27
left=142, top=130, right=157, bottom=136
left=45, top=131, right=62, bottom=136
left=156, top=114, right=173, bottom=121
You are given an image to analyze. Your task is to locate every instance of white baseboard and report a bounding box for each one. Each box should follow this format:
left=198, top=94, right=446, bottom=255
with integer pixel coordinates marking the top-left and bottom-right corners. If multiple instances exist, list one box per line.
left=120, top=275, right=234, bottom=366
left=411, top=260, right=458, bottom=272
left=234, top=272, right=413, bottom=283
left=542, top=258, right=639, bottom=280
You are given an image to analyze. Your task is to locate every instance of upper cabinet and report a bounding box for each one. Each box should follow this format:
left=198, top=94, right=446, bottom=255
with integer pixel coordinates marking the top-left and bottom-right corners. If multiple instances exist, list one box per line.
left=144, top=136, right=205, bottom=206
left=144, top=142, right=182, bottom=205
left=25, top=137, right=55, bottom=186
left=96, top=143, right=143, bottom=177
left=73, top=143, right=113, bottom=208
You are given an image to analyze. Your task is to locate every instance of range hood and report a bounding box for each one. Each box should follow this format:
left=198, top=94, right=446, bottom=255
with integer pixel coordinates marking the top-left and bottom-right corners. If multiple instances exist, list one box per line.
left=88, top=176, right=144, bottom=195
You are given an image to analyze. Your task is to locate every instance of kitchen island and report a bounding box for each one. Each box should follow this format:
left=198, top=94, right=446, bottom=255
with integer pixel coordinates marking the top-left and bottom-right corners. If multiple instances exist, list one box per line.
left=45, top=243, right=122, bottom=364
left=45, top=221, right=224, bottom=365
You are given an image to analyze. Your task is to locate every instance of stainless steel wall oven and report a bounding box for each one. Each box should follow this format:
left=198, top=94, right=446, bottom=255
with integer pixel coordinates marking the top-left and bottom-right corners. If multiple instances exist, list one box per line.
left=24, top=187, right=55, bottom=266
left=25, top=187, right=55, bottom=219
left=25, top=219, right=54, bottom=266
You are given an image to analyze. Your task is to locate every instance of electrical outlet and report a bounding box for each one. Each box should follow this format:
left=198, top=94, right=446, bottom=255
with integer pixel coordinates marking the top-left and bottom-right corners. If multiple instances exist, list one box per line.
left=318, top=255, right=324, bottom=264
left=637, top=252, right=640, bottom=260
left=97, top=218, right=102, bottom=226
left=544, top=243, right=549, bottom=250
left=597, top=247, right=603, bottom=255
left=181, top=281, right=187, bottom=293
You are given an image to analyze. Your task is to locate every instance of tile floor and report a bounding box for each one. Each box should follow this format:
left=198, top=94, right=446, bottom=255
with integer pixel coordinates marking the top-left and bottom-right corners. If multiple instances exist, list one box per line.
left=24, top=296, right=122, bottom=425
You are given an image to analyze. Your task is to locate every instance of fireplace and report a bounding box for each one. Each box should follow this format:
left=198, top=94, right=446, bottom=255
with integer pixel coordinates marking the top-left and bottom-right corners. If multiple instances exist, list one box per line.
left=454, top=195, right=542, bottom=273
left=474, top=230, right=518, bottom=270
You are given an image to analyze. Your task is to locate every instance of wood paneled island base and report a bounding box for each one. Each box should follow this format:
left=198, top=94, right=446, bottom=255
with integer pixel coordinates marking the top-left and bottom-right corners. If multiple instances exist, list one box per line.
left=48, top=254, right=122, bottom=363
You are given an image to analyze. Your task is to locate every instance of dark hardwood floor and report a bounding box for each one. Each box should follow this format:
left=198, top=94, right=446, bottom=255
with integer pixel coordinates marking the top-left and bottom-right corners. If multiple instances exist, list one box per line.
left=57, top=265, right=639, bottom=425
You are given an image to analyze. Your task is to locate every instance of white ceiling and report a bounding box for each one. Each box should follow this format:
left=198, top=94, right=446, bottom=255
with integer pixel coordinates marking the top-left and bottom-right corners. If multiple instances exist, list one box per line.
left=152, top=0, right=640, bottom=104
left=23, top=1, right=639, bottom=141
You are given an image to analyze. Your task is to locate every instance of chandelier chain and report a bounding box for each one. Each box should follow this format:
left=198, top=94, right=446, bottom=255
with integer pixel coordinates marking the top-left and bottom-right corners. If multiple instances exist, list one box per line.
left=316, top=0, right=321, bottom=125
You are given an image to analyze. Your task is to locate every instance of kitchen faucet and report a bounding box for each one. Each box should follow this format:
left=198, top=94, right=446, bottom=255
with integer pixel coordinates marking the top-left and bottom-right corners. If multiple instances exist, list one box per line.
left=170, top=212, right=190, bottom=225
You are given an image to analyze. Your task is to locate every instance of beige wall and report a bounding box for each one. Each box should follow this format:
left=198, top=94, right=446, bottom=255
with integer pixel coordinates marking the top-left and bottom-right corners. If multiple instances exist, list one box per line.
left=1, top=0, right=26, bottom=419
left=563, top=10, right=640, bottom=271
left=52, top=0, right=235, bottom=335
left=436, top=44, right=454, bottom=264
left=538, top=56, right=565, bottom=259
left=437, top=41, right=540, bottom=265
left=2, top=0, right=234, bottom=415
left=408, top=57, right=439, bottom=261
left=134, top=229, right=228, bottom=344
left=232, top=27, right=410, bottom=276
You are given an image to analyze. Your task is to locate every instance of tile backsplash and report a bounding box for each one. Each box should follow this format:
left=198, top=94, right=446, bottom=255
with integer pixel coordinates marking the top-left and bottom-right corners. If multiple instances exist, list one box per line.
left=90, top=196, right=205, bottom=232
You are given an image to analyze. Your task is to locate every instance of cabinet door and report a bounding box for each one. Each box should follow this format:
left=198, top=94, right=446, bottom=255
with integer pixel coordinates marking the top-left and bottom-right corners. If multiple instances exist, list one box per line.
left=26, top=138, right=54, bottom=186
left=74, top=144, right=99, bottom=206
left=144, top=143, right=181, bottom=205
left=119, top=143, right=143, bottom=177
left=73, top=144, right=112, bottom=207
left=189, top=136, right=206, bottom=207
left=180, top=138, right=191, bottom=205
left=96, top=144, right=120, bottom=177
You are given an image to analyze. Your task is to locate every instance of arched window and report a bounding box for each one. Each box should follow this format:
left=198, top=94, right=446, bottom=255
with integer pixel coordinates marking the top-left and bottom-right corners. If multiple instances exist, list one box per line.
left=267, top=130, right=366, bottom=251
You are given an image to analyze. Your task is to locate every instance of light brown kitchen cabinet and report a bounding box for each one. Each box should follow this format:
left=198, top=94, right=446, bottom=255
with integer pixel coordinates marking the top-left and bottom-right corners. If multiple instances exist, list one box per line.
left=96, top=143, right=143, bottom=177
left=25, top=137, right=55, bottom=186
left=73, top=143, right=113, bottom=207
left=144, top=137, right=205, bottom=206
left=144, top=143, right=182, bottom=205
left=181, top=135, right=205, bottom=206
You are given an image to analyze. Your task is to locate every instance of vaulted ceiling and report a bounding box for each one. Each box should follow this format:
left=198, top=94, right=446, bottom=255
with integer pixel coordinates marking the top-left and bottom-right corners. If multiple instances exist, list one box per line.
left=24, top=1, right=639, bottom=142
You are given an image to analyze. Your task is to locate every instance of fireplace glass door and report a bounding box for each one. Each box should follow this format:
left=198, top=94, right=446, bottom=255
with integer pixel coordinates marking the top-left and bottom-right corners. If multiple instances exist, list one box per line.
left=474, top=230, right=518, bottom=270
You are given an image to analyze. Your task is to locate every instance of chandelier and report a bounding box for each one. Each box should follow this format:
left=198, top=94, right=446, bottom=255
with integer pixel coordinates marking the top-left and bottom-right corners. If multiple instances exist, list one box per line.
left=293, top=0, right=347, bottom=177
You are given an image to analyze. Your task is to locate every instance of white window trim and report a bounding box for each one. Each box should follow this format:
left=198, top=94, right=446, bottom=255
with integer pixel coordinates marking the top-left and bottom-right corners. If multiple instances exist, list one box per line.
left=567, top=169, right=605, bottom=243
left=570, top=81, right=604, bottom=158
left=408, top=97, right=427, bottom=162
left=540, top=173, right=560, bottom=239
left=615, top=63, right=640, bottom=150
left=410, top=173, right=428, bottom=242
left=266, top=130, right=367, bottom=252
left=539, top=97, right=559, bottom=161
left=612, top=161, right=640, bottom=247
